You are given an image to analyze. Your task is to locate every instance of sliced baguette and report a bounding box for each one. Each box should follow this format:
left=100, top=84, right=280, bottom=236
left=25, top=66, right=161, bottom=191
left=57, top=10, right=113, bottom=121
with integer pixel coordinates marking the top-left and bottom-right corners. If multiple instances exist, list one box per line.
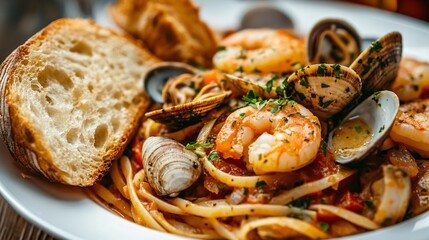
left=0, top=18, right=159, bottom=186
left=109, top=0, right=218, bottom=67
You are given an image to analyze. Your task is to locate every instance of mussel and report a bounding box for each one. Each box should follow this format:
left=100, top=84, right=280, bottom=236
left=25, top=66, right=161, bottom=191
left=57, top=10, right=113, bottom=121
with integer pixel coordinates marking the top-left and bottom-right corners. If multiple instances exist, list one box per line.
left=327, top=91, right=399, bottom=164
left=307, top=18, right=361, bottom=66
left=141, top=136, right=202, bottom=197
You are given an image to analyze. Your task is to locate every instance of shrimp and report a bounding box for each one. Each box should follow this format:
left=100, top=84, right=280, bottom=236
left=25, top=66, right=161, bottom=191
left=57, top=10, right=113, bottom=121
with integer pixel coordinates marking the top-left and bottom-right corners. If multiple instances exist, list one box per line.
left=390, top=98, right=429, bottom=158
left=215, top=100, right=322, bottom=174
left=213, top=29, right=308, bottom=74
left=390, top=57, right=429, bottom=102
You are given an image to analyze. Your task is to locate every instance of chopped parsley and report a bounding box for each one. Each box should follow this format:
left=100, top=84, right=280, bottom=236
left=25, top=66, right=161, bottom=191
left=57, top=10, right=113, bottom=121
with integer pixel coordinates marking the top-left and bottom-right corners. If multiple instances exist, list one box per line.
left=320, top=222, right=330, bottom=231
left=364, top=200, right=375, bottom=209
left=266, top=75, right=277, bottom=93
left=194, top=150, right=206, bottom=157
left=321, top=83, right=330, bottom=88
left=332, top=64, right=341, bottom=78
left=239, top=112, right=246, bottom=119
left=370, top=41, right=383, bottom=53
left=208, top=151, right=220, bottom=161
left=299, top=76, right=309, bottom=88
left=255, top=180, right=267, bottom=188
left=185, top=142, right=213, bottom=150
left=355, top=125, right=362, bottom=134
left=318, top=97, right=334, bottom=108
left=216, top=45, right=226, bottom=51
left=317, top=64, right=327, bottom=76
left=379, top=125, right=385, bottom=133
left=322, top=141, right=327, bottom=156
left=289, top=196, right=311, bottom=209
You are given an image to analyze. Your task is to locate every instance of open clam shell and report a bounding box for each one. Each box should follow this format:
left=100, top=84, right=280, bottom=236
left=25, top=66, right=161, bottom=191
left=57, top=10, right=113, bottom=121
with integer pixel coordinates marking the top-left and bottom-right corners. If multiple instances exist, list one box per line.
left=143, top=62, right=198, bottom=103
left=350, top=32, right=402, bottom=98
left=308, top=18, right=361, bottom=66
left=286, top=64, right=362, bottom=120
left=328, top=90, right=399, bottom=164
left=223, top=74, right=279, bottom=99
left=145, top=91, right=231, bottom=129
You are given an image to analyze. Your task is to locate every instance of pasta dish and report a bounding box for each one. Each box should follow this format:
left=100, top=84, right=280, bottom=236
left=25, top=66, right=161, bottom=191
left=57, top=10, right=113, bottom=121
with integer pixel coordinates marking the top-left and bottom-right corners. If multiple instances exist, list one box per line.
left=88, top=1, right=429, bottom=239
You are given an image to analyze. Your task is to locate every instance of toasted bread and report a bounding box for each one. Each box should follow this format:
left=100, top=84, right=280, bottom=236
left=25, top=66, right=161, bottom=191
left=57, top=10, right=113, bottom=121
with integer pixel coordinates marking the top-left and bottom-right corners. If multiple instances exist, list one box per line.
left=0, top=18, right=159, bottom=186
left=109, top=0, right=218, bottom=67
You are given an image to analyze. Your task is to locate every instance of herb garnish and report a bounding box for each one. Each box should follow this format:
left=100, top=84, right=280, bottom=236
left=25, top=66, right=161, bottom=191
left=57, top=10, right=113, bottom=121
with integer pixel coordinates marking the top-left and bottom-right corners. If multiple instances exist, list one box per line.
left=208, top=151, right=220, bottom=161
left=217, top=46, right=226, bottom=51
left=255, top=180, right=267, bottom=188
left=320, top=222, right=330, bottom=231
left=322, top=141, right=327, bottom=156
left=317, top=64, right=327, bottom=76
left=370, top=41, right=383, bottom=53
left=332, top=64, right=341, bottom=78
left=364, top=200, right=375, bottom=209
left=355, top=125, right=362, bottom=134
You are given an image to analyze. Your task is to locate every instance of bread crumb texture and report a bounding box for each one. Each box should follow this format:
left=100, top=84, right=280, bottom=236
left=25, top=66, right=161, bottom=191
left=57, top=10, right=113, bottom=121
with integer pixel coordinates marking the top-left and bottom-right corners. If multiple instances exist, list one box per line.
left=5, top=19, right=157, bottom=185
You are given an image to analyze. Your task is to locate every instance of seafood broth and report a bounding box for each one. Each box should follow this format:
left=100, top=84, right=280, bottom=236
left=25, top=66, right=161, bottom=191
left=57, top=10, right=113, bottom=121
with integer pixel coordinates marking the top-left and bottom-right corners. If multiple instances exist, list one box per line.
left=332, top=117, right=374, bottom=159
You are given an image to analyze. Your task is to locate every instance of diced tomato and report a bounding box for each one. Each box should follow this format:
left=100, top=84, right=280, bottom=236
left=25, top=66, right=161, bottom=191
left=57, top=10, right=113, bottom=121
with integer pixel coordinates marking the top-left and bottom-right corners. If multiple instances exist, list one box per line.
left=299, top=147, right=338, bottom=181
left=212, top=159, right=247, bottom=176
left=316, top=208, right=341, bottom=222
left=131, top=139, right=143, bottom=167
left=337, top=191, right=364, bottom=213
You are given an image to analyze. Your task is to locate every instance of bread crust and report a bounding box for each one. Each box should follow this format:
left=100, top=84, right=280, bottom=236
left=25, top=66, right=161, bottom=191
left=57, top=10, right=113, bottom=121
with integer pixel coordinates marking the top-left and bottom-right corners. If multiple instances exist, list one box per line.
left=109, top=0, right=218, bottom=67
left=0, top=18, right=157, bottom=186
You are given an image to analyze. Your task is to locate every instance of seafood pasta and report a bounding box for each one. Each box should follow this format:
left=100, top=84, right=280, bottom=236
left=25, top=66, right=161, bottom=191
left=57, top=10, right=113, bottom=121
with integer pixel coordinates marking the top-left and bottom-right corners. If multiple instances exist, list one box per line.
left=90, top=1, right=429, bottom=239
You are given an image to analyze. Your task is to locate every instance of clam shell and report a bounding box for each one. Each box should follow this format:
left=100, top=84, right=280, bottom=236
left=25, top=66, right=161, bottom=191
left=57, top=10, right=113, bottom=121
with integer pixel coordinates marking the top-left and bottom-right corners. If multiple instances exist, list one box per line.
left=307, top=18, right=361, bottom=66
left=286, top=64, right=362, bottom=120
left=145, top=91, right=231, bottom=129
left=373, top=164, right=411, bottom=225
left=143, top=62, right=198, bottom=104
left=350, top=32, right=402, bottom=97
left=142, top=136, right=202, bottom=197
left=328, top=90, right=399, bottom=164
left=223, top=74, right=279, bottom=99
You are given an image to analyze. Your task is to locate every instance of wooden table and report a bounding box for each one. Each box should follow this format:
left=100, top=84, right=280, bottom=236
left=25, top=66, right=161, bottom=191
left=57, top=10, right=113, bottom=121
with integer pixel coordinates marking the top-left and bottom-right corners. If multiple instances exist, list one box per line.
left=0, top=195, right=55, bottom=240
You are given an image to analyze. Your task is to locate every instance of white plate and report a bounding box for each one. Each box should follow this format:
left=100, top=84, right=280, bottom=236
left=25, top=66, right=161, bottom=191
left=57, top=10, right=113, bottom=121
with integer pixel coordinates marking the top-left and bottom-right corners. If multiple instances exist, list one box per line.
left=1, top=1, right=429, bottom=239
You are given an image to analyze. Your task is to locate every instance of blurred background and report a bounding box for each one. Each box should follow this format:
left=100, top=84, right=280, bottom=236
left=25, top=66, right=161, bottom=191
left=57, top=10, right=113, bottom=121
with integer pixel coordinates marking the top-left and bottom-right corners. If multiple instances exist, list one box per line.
left=0, top=0, right=428, bottom=63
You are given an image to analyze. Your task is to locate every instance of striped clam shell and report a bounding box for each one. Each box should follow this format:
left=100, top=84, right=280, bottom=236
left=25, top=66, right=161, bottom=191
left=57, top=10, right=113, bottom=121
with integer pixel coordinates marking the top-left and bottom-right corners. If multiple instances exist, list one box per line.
left=286, top=64, right=362, bottom=121
left=145, top=91, right=231, bottom=129
left=141, top=136, right=202, bottom=197
left=350, top=31, right=402, bottom=98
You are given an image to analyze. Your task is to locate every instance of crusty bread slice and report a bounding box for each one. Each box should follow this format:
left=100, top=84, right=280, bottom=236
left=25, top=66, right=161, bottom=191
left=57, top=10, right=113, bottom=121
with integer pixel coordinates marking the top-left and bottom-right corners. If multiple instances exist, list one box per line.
left=109, top=0, right=218, bottom=67
left=0, top=18, right=158, bottom=186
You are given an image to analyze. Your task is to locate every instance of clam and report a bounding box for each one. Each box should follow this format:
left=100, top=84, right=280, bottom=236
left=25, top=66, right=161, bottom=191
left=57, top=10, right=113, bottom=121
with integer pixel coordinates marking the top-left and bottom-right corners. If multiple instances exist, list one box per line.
left=307, top=18, right=361, bottom=66
left=327, top=90, right=399, bottom=164
left=143, top=62, right=231, bottom=129
left=145, top=91, right=231, bottom=129
left=143, top=62, right=198, bottom=104
left=286, top=64, right=362, bottom=120
left=372, top=165, right=411, bottom=226
left=223, top=73, right=281, bottom=99
left=141, top=136, right=202, bottom=197
left=350, top=31, right=402, bottom=98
